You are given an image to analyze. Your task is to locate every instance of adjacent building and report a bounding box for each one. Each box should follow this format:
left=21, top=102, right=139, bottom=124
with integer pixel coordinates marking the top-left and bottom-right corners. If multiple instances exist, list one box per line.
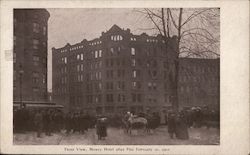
left=13, top=9, right=50, bottom=104
left=52, top=25, right=219, bottom=114
left=178, top=58, right=219, bottom=110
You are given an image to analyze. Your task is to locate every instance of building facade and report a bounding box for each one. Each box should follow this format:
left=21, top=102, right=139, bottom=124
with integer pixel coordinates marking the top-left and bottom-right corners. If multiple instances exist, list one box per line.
left=178, top=58, right=219, bottom=110
left=52, top=25, right=219, bottom=114
left=13, top=9, right=50, bottom=103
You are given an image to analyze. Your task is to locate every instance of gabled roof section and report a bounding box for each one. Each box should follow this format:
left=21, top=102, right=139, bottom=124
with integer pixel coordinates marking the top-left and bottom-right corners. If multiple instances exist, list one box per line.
left=107, top=24, right=123, bottom=33
left=64, top=43, right=71, bottom=47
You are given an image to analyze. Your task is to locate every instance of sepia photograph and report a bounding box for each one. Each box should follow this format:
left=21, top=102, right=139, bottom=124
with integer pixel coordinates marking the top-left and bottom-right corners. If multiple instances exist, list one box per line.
left=0, top=0, right=249, bottom=154
left=13, top=8, right=220, bottom=145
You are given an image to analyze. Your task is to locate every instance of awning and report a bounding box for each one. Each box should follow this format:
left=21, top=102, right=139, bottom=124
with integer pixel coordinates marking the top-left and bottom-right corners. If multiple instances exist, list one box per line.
left=13, top=103, right=64, bottom=108
left=13, top=101, right=57, bottom=105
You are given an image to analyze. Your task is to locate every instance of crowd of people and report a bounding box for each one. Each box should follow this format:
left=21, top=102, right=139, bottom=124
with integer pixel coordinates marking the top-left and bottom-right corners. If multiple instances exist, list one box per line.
left=14, top=108, right=96, bottom=138
left=167, top=111, right=189, bottom=139
left=166, top=108, right=219, bottom=139
left=13, top=106, right=219, bottom=140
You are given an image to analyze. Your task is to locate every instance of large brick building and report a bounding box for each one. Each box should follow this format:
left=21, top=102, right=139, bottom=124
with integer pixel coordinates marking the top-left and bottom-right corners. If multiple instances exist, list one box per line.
left=13, top=9, right=50, bottom=103
left=52, top=25, right=219, bottom=114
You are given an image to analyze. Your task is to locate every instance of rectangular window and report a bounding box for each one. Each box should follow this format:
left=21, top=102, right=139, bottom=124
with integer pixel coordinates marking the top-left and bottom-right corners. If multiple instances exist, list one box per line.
left=13, top=52, right=16, bottom=63
left=32, top=72, right=39, bottom=83
left=99, top=61, right=102, bottom=68
left=77, top=65, right=80, bottom=72
left=110, top=82, right=113, bottom=90
left=95, top=51, right=98, bottom=58
left=117, top=47, right=121, bottom=55
left=33, top=87, right=39, bottom=92
left=64, top=57, right=67, bottom=64
left=110, top=59, right=114, bottom=66
left=122, top=70, right=125, bottom=78
left=117, top=70, right=121, bottom=78
left=33, top=39, right=39, bottom=49
left=106, top=94, right=114, bottom=102
left=77, top=75, right=80, bottom=82
left=153, top=82, right=157, bottom=90
left=164, top=71, right=167, bottom=79
left=33, top=56, right=39, bottom=61
left=153, top=60, right=157, bottom=67
left=152, top=70, right=157, bottom=77
left=98, top=95, right=102, bottom=102
left=110, top=70, right=113, bottom=78
left=106, top=82, right=113, bottom=90
left=116, top=59, right=120, bottom=66
left=110, top=48, right=114, bottom=55
left=132, top=81, right=136, bottom=89
left=137, top=82, right=141, bottom=89
left=164, top=82, right=168, bottom=91
left=131, top=59, right=136, bottom=67
left=14, top=70, right=17, bottom=81
left=98, top=71, right=102, bottom=79
left=95, top=72, right=98, bottom=80
left=99, top=50, right=102, bottom=57
left=148, top=82, right=152, bottom=90
left=33, top=23, right=39, bottom=33
left=118, top=94, right=121, bottom=102
left=122, top=94, right=126, bottom=102
left=14, top=18, right=17, bottom=27
left=14, top=36, right=16, bottom=46
left=42, top=74, right=46, bottom=84
left=42, top=42, right=46, bottom=47
left=98, top=82, right=102, bottom=90
left=131, top=48, right=135, bottom=55
left=117, top=81, right=121, bottom=90
left=122, top=81, right=125, bottom=90
left=132, top=70, right=137, bottom=78
left=42, top=26, right=46, bottom=35
left=33, top=56, right=39, bottom=66
left=80, top=75, right=83, bottom=81
left=137, top=94, right=141, bottom=102
left=180, top=86, right=184, bottom=92
left=132, top=93, right=136, bottom=102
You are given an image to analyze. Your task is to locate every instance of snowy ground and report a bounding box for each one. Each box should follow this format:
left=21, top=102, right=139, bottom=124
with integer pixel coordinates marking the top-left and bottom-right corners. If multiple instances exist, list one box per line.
left=13, top=126, right=219, bottom=145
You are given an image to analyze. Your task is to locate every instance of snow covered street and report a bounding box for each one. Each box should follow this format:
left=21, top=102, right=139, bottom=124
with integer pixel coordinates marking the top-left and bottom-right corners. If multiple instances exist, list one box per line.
left=14, top=126, right=219, bottom=145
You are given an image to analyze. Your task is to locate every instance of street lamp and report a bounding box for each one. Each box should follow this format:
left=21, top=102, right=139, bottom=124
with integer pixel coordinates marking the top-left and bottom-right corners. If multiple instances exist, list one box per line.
left=19, top=64, right=24, bottom=108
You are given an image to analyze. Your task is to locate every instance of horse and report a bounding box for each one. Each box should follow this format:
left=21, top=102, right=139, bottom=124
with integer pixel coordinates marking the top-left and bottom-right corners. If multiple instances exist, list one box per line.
left=125, top=115, right=148, bottom=135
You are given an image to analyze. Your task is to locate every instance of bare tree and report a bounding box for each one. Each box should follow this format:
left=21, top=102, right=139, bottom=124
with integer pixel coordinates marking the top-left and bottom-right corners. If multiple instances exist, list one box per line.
left=137, top=8, right=220, bottom=111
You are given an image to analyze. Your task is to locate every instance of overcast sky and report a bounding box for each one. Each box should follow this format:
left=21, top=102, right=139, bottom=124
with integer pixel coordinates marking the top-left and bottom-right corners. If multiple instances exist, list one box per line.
left=47, top=8, right=154, bottom=91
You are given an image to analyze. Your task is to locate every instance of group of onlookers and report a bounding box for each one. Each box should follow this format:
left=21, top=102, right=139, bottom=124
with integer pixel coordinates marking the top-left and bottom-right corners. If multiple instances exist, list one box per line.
left=13, top=107, right=219, bottom=140
left=14, top=108, right=95, bottom=138
left=64, top=112, right=95, bottom=134
left=166, top=108, right=219, bottom=139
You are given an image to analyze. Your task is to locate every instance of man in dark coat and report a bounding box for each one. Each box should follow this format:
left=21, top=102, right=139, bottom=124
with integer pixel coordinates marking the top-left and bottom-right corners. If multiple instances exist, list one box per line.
left=43, top=109, right=52, bottom=136
left=96, top=117, right=107, bottom=140
left=79, top=112, right=85, bottom=134
left=65, top=112, right=72, bottom=134
left=167, top=113, right=176, bottom=139
left=34, top=110, right=43, bottom=137
left=175, top=112, right=189, bottom=140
